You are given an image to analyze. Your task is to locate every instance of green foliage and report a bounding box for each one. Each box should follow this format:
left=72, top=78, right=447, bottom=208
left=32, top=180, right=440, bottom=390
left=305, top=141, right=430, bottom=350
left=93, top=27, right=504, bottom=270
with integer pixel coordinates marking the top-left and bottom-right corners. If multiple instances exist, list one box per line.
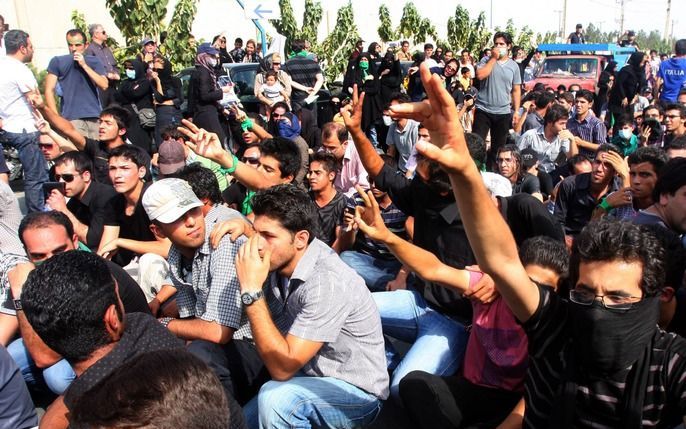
left=269, top=0, right=301, bottom=50
left=583, top=23, right=673, bottom=54
left=536, top=31, right=558, bottom=45
left=164, top=0, right=198, bottom=72
left=377, top=5, right=395, bottom=42
left=301, top=0, right=323, bottom=45
left=397, top=3, right=421, bottom=40
left=465, top=12, right=491, bottom=55
left=446, top=5, right=471, bottom=51
left=105, top=0, right=170, bottom=59
left=319, top=1, right=359, bottom=82
left=70, top=10, right=88, bottom=36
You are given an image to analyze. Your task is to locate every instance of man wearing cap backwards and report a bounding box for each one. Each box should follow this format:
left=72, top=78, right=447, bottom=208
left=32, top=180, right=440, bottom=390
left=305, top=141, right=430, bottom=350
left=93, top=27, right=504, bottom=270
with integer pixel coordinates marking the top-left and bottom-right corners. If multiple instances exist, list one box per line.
left=142, top=178, right=267, bottom=408
left=44, top=29, right=108, bottom=140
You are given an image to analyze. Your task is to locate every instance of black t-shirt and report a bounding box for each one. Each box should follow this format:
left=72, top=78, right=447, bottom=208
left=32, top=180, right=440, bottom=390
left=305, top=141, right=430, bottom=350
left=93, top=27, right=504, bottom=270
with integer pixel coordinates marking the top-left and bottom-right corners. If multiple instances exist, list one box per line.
left=103, top=183, right=156, bottom=266
left=63, top=312, right=184, bottom=410
left=67, top=181, right=117, bottom=250
left=498, top=193, right=565, bottom=245
left=568, top=32, right=585, bottom=44
left=513, top=173, right=541, bottom=196
left=107, top=260, right=151, bottom=315
left=311, top=191, right=348, bottom=246
left=83, top=138, right=151, bottom=184
left=222, top=182, right=248, bottom=212
left=374, top=163, right=475, bottom=322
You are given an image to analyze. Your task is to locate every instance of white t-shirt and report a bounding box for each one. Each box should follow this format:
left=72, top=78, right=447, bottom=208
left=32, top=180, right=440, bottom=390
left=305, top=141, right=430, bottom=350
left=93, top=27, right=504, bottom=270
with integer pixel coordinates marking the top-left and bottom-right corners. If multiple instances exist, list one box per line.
left=0, top=56, right=38, bottom=133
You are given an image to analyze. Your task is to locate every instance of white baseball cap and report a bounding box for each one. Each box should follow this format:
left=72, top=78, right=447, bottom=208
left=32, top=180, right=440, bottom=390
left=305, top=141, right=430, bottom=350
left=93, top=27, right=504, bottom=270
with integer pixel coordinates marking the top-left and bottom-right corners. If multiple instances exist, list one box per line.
left=142, top=178, right=203, bottom=224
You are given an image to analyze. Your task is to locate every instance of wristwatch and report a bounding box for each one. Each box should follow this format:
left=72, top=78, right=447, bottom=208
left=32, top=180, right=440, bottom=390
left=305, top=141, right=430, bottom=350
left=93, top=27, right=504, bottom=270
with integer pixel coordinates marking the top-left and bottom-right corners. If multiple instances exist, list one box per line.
left=13, top=299, right=22, bottom=311
left=241, top=290, right=264, bottom=306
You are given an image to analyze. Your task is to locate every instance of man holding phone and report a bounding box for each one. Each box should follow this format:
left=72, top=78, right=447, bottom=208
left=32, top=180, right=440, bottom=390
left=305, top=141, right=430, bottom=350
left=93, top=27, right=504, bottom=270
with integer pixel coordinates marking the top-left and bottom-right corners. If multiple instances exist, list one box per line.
left=44, top=29, right=108, bottom=140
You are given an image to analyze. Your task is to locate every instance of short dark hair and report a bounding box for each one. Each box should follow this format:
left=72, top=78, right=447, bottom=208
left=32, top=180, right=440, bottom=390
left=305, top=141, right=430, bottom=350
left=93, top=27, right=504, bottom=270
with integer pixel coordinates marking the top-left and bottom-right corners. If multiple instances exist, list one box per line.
left=310, top=151, right=338, bottom=175
left=65, top=28, right=87, bottom=43
left=665, top=103, right=686, bottom=119
left=424, top=43, right=434, bottom=50
left=640, top=224, right=686, bottom=290
left=401, top=40, right=409, bottom=46
left=321, top=122, right=348, bottom=144
left=535, top=91, right=556, bottom=110
left=461, top=67, right=470, bottom=75
left=614, top=113, right=634, bottom=128
left=627, top=146, right=668, bottom=173
left=466, top=132, right=487, bottom=169
left=567, top=154, right=591, bottom=171
left=107, top=145, right=148, bottom=169
left=570, top=220, right=665, bottom=297
left=176, top=163, right=223, bottom=205
left=161, top=124, right=184, bottom=141
left=265, top=70, right=278, bottom=80
left=519, top=235, right=569, bottom=283
left=544, top=103, right=570, bottom=125
left=652, top=157, right=686, bottom=202
left=291, top=39, right=306, bottom=53
left=234, top=37, right=243, bottom=44
left=4, top=29, right=30, bottom=55
left=575, top=89, right=595, bottom=104
left=643, top=104, right=664, bottom=117
left=69, top=350, right=229, bottom=429
left=18, top=211, right=74, bottom=247
left=21, top=251, right=121, bottom=363
left=596, top=143, right=622, bottom=157
left=675, top=39, right=686, bottom=56
left=667, top=135, right=686, bottom=152
left=493, top=31, right=513, bottom=46
left=53, top=151, right=93, bottom=174
left=259, top=137, right=301, bottom=180
left=389, top=92, right=410, bottom=104
left=100, top=105, right=130, bottom=130
left=252, top=184, right=319, bottom=243
left=557, top=91, right=575, bottom=105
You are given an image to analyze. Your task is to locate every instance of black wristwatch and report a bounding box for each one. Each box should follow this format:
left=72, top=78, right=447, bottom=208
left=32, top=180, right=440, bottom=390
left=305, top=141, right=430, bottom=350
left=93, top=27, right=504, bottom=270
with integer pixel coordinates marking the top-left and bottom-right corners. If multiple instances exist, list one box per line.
left=241, top=290, right=264, bottom=306
left=13, top=299, right=22, bottom=311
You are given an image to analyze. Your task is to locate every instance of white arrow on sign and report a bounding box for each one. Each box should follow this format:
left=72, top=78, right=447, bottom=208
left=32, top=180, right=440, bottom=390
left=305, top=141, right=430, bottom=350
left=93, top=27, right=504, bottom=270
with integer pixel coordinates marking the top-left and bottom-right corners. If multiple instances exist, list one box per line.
left=244, top=0, right=281, bottom=20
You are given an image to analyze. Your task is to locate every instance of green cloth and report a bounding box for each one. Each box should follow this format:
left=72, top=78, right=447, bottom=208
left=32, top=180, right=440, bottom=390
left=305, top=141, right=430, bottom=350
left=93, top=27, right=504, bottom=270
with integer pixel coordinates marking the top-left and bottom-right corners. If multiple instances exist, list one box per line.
left=188, top=154, right=229, bottom=191
left=77, top=241, right=92, bottom=252
left=242, top=190, right=256, bottom=216
left=610, top=134, right=639, bottom=157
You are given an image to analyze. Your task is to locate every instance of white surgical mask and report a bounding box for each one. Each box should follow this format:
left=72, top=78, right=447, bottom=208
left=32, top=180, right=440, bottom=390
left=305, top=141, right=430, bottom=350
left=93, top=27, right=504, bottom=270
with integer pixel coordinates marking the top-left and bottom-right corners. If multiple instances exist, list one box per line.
left=499, top=47, right=508, bottom=58
left=125, top=69, right=136, bottom=80
left=383, top=115, right=393, bottom=126
left=619, top=129, right=633, bottom=139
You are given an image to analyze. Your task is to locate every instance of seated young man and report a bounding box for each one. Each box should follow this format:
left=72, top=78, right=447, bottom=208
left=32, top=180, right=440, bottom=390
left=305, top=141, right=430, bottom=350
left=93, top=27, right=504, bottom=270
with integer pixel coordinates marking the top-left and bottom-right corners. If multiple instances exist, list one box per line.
left=353, top=187, right=567, bottom=428
left=306, top=151, right=348, bottom=249
left=233, top=185, right=389, bottom=428
left=4, top=211, right=149, bottom=397
left=392, top=61, right=686, bottom=429
left=46, top=151, right=116, bottom=250
left=16, top=251, right=185, bottom=429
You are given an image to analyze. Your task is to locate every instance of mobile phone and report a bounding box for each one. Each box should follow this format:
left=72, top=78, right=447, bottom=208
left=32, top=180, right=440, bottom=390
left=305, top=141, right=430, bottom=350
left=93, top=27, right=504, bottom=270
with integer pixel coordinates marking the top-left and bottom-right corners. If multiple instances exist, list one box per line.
left=42, top=182, right=65, bottom=198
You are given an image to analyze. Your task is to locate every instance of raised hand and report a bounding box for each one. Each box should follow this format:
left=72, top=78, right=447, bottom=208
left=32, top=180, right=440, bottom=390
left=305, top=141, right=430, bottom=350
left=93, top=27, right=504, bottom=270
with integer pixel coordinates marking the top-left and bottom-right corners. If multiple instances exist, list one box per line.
left=235, top=234, right=271, bottom=294
left=210, top=218, right=254, bottom=249
left=353, top=187, right=392, bottom=243
left=177, top=119, right=231, bottom=166
left=340, top=84, right=364, bottom=133
left=388, top=62, right=471, bottom=174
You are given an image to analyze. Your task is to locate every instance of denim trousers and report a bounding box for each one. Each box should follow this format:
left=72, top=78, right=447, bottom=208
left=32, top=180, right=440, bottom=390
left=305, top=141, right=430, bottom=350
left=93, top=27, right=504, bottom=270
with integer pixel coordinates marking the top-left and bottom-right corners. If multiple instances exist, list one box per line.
left=372, top=289, right=468, bottom=404
left=340, top=251, right=401, bottom=292
left=243, top=376, right=382, bottom=429
left=0, top=130, right=48, bottom=212
left=7, top=338, right=76, bottom=395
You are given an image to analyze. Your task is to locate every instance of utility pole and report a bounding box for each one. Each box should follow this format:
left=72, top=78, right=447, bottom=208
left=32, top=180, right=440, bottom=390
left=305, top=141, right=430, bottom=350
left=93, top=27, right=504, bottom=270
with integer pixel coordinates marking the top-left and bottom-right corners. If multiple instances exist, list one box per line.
left=665, top=0, right=672, bottom=41
left=562, top=0, right=568, bottom=38
left=619, top=0, right=626, bottom=34
left=554, top=10, right=563, bottom=39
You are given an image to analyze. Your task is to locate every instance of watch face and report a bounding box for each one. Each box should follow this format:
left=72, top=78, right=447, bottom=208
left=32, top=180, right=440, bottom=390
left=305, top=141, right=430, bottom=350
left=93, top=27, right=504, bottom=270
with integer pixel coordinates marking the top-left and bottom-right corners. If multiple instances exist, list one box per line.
left=241, top=293, right=253, bottom=305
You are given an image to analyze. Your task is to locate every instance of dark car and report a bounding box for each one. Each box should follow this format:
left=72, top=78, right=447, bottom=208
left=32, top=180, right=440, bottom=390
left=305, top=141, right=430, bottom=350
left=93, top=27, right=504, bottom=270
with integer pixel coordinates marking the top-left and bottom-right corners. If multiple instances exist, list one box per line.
left=177, top=62, right=334, bottom=127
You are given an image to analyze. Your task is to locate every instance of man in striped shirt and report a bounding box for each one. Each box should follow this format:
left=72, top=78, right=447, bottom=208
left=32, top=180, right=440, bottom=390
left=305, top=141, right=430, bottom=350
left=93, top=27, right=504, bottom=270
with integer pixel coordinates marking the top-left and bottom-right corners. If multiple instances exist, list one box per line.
left=567, top=89, right=608, bottom=159
left=400, top=62, right=686, bottom=429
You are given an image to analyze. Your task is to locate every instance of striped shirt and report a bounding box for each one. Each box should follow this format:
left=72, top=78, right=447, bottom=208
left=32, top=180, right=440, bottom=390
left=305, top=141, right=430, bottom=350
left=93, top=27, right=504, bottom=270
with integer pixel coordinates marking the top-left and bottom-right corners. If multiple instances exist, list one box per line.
left=566, top=112, right=607, bottom=159
left=517, top=127, right=571, bottom=173
left=345, top=192, right=408, bottom=261
left=522, top=285, right=686, bottom=428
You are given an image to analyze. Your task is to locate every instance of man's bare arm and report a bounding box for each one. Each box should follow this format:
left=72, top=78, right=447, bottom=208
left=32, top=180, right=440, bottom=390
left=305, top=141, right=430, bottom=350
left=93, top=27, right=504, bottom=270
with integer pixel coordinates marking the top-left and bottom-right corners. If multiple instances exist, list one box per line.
left=167, top=318, right=235, bottom=344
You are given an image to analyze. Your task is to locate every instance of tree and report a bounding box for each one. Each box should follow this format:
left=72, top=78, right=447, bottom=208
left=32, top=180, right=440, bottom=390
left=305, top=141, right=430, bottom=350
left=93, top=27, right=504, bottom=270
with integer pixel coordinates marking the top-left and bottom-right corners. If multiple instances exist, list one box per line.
left=70, top=10, right=88, bottom=36
left=446, top=5, right=471, bottom=51
left=164, top=0, right=198, bottom=72
left=301, top=0, right=323, bottom=46
left=269, top=0, right=323, bottom=54
left=377, top=5, right=395, bottom=43
left=319, top=1, right=360, bottom=82
left=465, top=12, right=491, bottom=55
left=105, top=0, right=169, bottom=54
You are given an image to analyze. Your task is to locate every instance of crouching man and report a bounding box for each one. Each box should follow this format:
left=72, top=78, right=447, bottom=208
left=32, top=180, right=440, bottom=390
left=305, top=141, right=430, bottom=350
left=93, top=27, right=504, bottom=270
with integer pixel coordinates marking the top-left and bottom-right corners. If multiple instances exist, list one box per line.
left=235, top=184, right=389, bottom=428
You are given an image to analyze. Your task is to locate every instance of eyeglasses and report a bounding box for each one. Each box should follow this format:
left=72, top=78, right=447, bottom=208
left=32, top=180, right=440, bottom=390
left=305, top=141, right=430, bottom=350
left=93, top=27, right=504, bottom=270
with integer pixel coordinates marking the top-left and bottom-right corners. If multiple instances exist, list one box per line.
left=272, top=62, right=281, bottom=66
left=241, top=156, right=260, bottom=165
left=569, top=289, right=642, bottom=311
left=39, top=143, right=54, bottom=149
left=54, top=172, right=81, bottom=183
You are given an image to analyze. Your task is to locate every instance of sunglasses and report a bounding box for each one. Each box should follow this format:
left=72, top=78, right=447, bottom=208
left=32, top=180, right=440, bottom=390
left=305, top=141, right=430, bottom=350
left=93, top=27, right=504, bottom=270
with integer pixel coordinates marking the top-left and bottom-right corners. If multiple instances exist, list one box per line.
left=55, top=173, right=81, bottom=183
left=39, top=143, right=54, bottom=149
left=272, top=62, right=281, bottom=66
left=241, top=156, right=260, bottom=165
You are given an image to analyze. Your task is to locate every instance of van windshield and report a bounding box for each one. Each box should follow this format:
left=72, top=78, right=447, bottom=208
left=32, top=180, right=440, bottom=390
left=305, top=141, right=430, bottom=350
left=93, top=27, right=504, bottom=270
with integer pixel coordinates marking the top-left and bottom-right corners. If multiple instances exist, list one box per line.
left=539, top=57, right=599, bottom=79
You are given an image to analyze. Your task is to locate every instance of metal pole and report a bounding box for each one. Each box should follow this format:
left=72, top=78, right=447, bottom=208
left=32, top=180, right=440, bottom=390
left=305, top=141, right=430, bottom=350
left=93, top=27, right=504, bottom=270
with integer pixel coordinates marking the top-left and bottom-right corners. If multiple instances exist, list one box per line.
left=235, top=0, right=268, bottom=57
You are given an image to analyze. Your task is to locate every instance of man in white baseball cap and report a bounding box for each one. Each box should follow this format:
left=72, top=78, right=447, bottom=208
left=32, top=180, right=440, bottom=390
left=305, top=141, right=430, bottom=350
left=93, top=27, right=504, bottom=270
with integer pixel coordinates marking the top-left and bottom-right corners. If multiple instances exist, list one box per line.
left=142, top=178, right=267, bottom=406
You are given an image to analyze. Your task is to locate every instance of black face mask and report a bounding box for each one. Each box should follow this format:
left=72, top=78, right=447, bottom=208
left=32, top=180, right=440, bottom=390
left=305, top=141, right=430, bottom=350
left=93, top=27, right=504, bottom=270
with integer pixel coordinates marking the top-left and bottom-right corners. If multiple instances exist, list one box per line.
left=569, top=296, right=659, bottom=376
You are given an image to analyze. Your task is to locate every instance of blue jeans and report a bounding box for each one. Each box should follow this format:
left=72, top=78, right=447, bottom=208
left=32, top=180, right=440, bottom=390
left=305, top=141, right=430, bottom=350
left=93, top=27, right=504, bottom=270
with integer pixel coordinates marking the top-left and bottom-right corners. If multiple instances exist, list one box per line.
left=243, top=376, right=381, bottom=429
left=373, top=289, right=468, bottom=405
left=340, top=251, right=401, bottom=292
left=0, top=130, right=47, bottom=212
left=7, top=338, right=76, bottom=395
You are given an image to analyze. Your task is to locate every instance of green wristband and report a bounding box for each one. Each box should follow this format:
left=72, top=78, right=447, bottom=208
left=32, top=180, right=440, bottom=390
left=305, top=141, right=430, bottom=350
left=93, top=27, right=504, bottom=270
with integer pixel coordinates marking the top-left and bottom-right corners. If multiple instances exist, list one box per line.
left=219, top=153, right=239, bottom=175
left=597, top=198, right=612, bottom=212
